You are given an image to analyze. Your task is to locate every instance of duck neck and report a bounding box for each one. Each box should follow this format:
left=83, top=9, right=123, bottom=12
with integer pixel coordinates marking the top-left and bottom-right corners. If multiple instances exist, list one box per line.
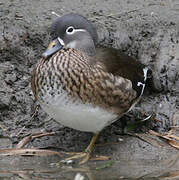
left=66, top=32, right=96, bottom=56
left=78, top=38, right=96, bottom=56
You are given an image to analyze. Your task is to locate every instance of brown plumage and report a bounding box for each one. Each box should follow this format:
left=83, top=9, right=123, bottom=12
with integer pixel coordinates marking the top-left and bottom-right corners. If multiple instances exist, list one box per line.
left=31, top=13, right=150, bottom=164
left=32, top=48, right=137, bottom=115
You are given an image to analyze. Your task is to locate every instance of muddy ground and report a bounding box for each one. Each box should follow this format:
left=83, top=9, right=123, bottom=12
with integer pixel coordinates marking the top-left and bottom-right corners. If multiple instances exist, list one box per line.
left=0, top=0, right=179, bottom=179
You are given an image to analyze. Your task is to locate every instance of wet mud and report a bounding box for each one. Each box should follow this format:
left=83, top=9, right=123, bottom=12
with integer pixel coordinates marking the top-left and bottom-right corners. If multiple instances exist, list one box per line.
left=0, top=0, right=179, bottom=179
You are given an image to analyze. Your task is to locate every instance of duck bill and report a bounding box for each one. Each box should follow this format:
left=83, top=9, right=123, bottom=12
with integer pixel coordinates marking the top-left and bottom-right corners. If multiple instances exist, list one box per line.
left=42, top=38, right=63, bottom=58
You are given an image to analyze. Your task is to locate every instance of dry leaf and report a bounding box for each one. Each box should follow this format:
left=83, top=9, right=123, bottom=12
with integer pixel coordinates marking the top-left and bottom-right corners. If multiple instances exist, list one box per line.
left=149, top=130, right=179, bottom=150
left=168, top=140, right=179, bottom=149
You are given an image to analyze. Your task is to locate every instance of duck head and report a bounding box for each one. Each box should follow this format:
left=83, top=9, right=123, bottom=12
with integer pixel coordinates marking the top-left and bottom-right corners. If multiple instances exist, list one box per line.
left=43, top=13, right=98, bottom=58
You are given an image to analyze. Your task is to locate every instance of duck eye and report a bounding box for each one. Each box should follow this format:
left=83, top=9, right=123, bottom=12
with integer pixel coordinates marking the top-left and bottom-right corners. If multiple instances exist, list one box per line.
left=66, top=26, right=74, bottom=34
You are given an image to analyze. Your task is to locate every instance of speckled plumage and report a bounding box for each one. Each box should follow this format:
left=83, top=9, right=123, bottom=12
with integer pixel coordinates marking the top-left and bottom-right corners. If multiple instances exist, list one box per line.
left=31, top=13, right=150, bottom=163
left=33, top=48, right=136, bottom=108
left=32, top=47, right=138, bottom=132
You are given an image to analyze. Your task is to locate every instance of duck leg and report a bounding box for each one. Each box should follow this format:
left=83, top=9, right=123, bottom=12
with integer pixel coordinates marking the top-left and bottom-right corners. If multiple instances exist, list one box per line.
left=65, top=133, right=99, bottom=164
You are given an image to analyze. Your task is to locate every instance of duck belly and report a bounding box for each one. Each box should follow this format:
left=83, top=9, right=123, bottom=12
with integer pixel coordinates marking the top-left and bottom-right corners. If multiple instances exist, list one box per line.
left=39, top=91, right=118, bottom=133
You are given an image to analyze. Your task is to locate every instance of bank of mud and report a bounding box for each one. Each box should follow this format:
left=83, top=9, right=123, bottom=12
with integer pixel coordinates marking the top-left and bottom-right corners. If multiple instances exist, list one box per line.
left=0, top=0, right=179, bottom=179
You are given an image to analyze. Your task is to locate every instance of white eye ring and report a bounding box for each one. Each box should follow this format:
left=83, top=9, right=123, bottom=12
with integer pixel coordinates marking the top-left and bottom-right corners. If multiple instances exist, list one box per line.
left=66, top=26, right=75, bottom=34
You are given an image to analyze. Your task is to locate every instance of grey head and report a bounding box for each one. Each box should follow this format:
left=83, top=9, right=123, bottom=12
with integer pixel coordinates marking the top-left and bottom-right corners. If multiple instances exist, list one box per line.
left=46, top=13, right=98, bottom=57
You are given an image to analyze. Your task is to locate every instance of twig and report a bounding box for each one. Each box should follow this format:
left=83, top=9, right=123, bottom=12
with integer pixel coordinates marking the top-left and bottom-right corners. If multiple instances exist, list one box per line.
left=106, top=8, right=143, bottom=18
left=0, top=148, right=62, bottom=157
left=16, top=126, right=25, bottom=137
left=16, top=132, right=56, bottom=148
left=31, top=104, right=40, bottom=118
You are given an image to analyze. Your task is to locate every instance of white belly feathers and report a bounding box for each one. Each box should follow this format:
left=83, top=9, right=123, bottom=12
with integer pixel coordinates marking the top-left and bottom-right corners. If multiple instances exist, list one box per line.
left=39, top=87, right=118, bottom=133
